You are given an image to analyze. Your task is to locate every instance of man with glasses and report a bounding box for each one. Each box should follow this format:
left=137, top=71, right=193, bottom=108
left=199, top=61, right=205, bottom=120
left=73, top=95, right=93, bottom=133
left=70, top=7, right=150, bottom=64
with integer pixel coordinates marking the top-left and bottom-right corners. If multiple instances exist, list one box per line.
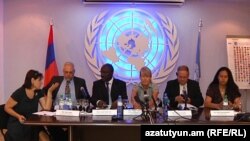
left=43, top=62, right=90, bottom=141
left=44, top=62, right=90, bottom=105
left=90, top=63, right=128, bottom=109
left=164, top=65, right=204, bottom=109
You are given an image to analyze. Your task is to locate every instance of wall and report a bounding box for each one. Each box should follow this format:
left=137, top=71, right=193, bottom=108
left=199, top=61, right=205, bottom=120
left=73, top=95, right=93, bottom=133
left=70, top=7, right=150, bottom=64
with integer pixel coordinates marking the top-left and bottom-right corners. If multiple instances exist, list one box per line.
left=3, top=0, right=250, bottom=110
left=0, top=0, right=4, bottom=104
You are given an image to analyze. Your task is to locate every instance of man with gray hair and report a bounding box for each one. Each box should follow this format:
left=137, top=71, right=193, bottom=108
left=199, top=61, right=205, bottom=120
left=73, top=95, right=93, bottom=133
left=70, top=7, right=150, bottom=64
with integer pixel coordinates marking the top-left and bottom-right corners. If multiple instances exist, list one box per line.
left=164, top=65, right=204, bottom=109
left=44, top=62, right=90, bottom=141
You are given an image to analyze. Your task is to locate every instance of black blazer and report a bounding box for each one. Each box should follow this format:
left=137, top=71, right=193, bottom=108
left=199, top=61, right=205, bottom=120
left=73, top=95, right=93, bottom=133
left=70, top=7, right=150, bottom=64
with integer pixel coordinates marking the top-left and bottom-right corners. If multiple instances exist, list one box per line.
left=44, top=76, right=90, bottom=101
left=164, top=79, right=204, bottom=109
left=90, top=78, right=128, bottom=107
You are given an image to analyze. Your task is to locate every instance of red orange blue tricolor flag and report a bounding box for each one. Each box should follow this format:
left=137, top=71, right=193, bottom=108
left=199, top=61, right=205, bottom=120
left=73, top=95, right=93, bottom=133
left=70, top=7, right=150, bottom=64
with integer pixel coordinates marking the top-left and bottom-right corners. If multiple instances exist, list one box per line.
left=44, top=24, right=58, bottom=87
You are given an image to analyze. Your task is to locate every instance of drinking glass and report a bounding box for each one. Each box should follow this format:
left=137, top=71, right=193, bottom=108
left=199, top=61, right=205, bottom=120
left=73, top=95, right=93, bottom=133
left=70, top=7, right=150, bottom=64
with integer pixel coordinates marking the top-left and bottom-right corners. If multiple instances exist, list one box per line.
left=76, top=99, right=81, bottom=111
left=82, top=99, right=89, bottom=114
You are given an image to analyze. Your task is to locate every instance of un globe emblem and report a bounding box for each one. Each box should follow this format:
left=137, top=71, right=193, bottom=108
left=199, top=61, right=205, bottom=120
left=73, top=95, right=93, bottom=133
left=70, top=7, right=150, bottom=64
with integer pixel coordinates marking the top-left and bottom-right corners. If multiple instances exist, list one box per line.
left=117, top=30, right=148, bottom=58
left=85, top=9, right=179, bottom=84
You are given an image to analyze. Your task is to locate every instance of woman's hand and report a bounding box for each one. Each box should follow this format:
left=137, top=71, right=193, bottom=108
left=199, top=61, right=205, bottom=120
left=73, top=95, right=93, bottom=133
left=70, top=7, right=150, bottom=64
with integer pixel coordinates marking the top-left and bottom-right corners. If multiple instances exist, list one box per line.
left=18, top=115, right=26, bottom=123
left=214, top=102, right=223, bottom=110
left=48, top=83, right=59, bottom=93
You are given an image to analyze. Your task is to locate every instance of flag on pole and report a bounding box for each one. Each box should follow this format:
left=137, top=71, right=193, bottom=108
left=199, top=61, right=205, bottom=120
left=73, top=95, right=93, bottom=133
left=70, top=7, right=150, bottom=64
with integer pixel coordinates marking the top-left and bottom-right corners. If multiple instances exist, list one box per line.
left=44, top=24, right=58, bottom=87
left=194, top=19, right=202, bottom=82
left=194, top=31, right=201, bottom=82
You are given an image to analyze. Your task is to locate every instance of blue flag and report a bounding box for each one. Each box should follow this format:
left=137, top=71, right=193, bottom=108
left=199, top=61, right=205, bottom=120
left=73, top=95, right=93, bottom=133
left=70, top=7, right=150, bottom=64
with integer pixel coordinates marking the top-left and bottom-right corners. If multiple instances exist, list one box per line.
left=194, top=31, right=201, bottom=82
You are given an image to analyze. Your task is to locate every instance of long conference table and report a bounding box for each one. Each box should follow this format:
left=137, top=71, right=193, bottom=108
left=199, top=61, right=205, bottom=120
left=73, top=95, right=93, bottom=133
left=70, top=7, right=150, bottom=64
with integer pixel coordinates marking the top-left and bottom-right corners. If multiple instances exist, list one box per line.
left=24, top=108, right=250, bottom=141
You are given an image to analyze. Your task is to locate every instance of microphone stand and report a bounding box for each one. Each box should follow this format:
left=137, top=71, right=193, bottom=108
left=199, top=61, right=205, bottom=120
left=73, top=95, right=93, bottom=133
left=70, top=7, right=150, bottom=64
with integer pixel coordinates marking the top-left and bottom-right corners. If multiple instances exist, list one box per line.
left=133, top=94, right=155, bottom=124
left=183, top=90, right=188, bottom=110
left=80, top=87, right=87, bottom=99
left=142, top=99, right=154, bottom=124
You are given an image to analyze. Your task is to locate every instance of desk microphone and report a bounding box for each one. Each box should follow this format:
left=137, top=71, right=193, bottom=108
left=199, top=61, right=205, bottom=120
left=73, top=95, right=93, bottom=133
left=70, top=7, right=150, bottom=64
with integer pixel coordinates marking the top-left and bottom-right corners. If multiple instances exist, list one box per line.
left=183, top=89, right=188, bottom=110
left=143, top=91, right=150, bottom=104
left=80, top=87, right=88, bottom=99
left=134, top=91, right=149, bottom=108
left=134, top=95, right=144, bottom=107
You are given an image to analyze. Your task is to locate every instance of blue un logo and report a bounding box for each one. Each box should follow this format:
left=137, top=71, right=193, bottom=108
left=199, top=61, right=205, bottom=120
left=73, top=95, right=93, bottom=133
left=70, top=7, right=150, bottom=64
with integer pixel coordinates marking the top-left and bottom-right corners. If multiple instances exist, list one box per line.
left=85, top=8, right=179, bottom=84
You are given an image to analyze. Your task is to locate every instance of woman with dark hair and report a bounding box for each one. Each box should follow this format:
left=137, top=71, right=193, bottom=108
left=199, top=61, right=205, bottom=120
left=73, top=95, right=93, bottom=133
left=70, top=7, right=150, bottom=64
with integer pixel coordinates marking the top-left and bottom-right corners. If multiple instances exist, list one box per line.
left=4, top=70, right=59, bottom=141
left=204, top=67, right=241, bottom=110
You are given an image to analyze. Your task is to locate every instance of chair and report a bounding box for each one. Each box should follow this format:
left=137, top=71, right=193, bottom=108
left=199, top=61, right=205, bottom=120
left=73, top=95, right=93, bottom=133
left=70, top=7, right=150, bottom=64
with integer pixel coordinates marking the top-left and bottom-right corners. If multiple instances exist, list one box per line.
left=0, top=104, right=9, bottom=141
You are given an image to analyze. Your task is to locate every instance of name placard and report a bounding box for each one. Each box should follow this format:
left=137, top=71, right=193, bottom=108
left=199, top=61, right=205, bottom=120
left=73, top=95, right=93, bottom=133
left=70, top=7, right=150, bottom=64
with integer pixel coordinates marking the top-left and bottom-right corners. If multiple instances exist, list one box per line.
left=92, top=109, right=117, bottom=115
left=124, top=109, right=142, bottom=115
left=55, top=110, right=80, bottom=116
left=168, top=110, right=192, bottom=117
left=210, top=116, right=234, bottom=121
left=210, top=110, right=235, bottom=117
left=92, top=109, right=142, bottom=116
left=56, top=116, right=80, bottom=121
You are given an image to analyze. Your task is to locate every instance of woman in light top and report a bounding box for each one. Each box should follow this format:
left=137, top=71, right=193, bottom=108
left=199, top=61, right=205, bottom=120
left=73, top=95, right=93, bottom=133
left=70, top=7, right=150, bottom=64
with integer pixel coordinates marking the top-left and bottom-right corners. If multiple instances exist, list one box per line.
left=204, top=67, right=241, bottom=110
left=131, top=66, right=159, bottom=109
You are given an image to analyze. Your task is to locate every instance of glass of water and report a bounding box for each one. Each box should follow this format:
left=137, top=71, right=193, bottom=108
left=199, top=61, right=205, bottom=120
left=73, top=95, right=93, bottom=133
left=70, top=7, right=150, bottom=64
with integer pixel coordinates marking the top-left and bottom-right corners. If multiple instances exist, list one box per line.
left=82, top=99, right=89, bottom=114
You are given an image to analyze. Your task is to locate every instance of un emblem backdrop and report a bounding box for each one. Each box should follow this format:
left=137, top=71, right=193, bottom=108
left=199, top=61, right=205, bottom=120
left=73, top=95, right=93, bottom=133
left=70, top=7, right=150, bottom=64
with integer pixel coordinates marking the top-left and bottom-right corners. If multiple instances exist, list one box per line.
left=85, top=8, right=179, bottom=84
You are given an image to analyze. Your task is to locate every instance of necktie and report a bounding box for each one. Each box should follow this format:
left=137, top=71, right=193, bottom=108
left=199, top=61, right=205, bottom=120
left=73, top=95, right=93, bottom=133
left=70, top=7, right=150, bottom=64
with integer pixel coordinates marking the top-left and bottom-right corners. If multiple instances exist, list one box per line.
left=106, top=82, right=111, bottom=105
left=182, top=86, right=186, bottom=95
left=182, top=86, right=187, bottom=95
left=65, top=80, right=71, bottom=97
left=182, top=86, right=187, bottom=101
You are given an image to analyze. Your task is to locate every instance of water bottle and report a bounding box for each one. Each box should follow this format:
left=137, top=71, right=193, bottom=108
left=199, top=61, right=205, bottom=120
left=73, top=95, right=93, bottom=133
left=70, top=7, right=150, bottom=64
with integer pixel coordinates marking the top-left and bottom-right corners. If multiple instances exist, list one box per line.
left=117, top=95, right=123, bottom=120
left=68, top=98, right=73, bottom=110
left=64, top=94, right=72, bottom=110
left=163, top=93, right=169, bottom=120
left=59, top=95, right=64, bottom=110
left=223, top=94, right=229, bottom=109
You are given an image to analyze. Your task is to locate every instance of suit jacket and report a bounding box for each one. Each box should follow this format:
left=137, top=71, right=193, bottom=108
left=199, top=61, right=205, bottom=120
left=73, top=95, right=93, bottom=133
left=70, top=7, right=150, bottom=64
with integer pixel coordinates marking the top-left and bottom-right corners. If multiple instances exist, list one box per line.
left=164, top=79, right=204, bottom=109
left=44, top=76, right=90, bottom=101
left=90, top=78, right=128, bottom=107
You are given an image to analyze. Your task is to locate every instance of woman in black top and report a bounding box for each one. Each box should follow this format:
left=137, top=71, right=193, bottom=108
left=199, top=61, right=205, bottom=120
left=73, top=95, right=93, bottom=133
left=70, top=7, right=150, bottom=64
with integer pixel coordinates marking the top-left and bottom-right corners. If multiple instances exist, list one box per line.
left=204, top=67, right=241, bottom=110
left=4, top=70, right=58, bottom=141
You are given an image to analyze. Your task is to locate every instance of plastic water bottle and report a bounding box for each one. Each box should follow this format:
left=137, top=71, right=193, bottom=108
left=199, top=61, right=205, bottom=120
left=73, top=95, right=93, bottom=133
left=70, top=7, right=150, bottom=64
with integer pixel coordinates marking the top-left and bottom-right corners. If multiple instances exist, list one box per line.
left=117, top=95, right=123, bottom=120
left=163, top=93, right=169, bottom=120
left=59, top=95, right=64, bottom=110
left=223, top=94, right=229, bottom=109
left=68, top=98, right=73, bottom=110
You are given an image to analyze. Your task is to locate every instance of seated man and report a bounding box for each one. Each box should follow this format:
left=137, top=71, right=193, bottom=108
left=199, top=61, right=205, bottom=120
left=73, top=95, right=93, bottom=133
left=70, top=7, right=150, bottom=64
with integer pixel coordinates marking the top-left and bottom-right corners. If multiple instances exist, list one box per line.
left=44, top=62, right=90, bottom=108
left=43, top=62, right=90, bottom=141
left=90, top=63, right=128, bottom=109
left=164, top=65, right=204, bottom=109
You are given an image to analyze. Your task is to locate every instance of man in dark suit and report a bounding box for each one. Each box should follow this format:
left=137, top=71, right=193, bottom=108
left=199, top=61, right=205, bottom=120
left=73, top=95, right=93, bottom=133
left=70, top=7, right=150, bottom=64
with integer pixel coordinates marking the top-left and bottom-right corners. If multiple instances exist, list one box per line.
left=91, top=63, right=128, bottom=109
left=164, top=65, right=204, bottom=109
left=44, top=62, right=90, bottom=107
left=43, top=62, right=90, bottom=141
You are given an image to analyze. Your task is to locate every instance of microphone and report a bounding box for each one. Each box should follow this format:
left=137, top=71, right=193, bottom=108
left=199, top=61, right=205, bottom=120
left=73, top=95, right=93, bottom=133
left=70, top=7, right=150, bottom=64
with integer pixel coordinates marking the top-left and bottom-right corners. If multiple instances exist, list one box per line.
left=183, top=89, right=188, bottom=110
left=134, top=95, right=146, bottom=108
left=80, top=87, right=88, bottom=99
left=143, top=91, right=149, bottom=103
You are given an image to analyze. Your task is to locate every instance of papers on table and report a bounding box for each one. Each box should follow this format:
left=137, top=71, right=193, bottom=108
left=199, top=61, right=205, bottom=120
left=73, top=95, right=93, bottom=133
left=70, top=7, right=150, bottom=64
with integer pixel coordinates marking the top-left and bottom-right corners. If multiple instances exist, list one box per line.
left=33, top=111, right=55, bottom=116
